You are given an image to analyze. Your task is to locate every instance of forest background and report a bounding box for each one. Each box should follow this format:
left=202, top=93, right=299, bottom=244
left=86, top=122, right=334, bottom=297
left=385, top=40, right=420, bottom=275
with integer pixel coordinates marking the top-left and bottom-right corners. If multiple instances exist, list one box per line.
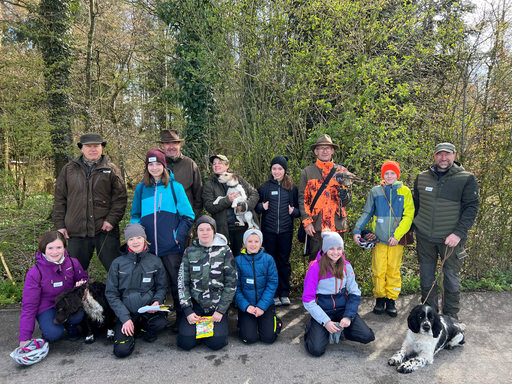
left=1, top=0, right=511, bottom=305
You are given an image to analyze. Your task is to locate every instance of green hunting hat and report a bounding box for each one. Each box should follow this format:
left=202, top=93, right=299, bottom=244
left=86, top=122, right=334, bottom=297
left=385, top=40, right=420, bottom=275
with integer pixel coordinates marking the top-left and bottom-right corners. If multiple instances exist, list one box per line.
left=209, top=154, right=229, bottom=164
left=434, top=142, right=456, bottom=154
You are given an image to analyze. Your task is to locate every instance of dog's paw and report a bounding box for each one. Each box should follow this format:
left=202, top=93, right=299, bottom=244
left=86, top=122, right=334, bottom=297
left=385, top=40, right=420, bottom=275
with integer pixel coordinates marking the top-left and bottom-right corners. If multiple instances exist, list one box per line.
left=396, top=362, right=415, bottom=374
left=388, top=357, right=399, bottom=366
left=107, top=329, right=115, bottom=342
left=85, top=335, right=95, bottom=344
left=213, top=196, right=222, bottom=205
left=388, top=352, right=404, bottom=366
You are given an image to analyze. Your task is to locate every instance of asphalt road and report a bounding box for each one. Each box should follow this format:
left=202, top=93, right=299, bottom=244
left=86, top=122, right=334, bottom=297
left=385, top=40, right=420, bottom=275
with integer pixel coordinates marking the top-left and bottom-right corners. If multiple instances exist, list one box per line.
left=1, top=292, right=511, bottom=384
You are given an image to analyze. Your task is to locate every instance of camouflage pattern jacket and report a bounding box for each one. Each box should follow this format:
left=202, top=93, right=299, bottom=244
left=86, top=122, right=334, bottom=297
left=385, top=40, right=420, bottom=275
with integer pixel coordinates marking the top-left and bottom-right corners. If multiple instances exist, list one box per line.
left=178, top=234, right=237, bottom=316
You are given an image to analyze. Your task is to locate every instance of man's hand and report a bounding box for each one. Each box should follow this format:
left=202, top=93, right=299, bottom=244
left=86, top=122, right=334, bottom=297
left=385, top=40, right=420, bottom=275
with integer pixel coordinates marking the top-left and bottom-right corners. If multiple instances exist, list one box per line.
left=58, top=228, right=69, bottom=239
left=445, top=233, right=461, bottom=248
left=121, top=319, right=134, bottom=336
left=101, top=221, right=113, bottom=232
left=305, top=223, right=316, bottom=237
left=228, top=191, right=239, bottom=203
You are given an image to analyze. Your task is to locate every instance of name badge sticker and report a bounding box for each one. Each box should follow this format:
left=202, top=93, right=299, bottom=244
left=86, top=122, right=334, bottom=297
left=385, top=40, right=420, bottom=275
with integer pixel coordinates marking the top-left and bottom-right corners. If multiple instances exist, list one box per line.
left=142, top=277, right=151, bottom=283
left=103, top=170, right=111, bottom=173
left=425, top=187, right=433, bottom=192
left=246, top=278, right=254, bottom=284
left=53, top=281, right=63, bottom=287
left=148, top=156, right=157, bottom=162
left=271, top=191, right=278, bottom=195
left=193, top=266, right=201, bottom=271
left=377, top=218, right=384, bottom=223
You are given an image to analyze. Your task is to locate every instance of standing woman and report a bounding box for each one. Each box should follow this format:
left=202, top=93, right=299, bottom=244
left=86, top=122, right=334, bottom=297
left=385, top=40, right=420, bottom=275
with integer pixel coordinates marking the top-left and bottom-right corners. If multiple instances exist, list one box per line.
left=255, top=155, right=300, bottom=307
left=203, top=154, right=260, bottom=256
left=19, top=231, right=88, bottom=346
left=177, top=216, right=237, bottom=351
left=130, top=148, right=195, bottom=331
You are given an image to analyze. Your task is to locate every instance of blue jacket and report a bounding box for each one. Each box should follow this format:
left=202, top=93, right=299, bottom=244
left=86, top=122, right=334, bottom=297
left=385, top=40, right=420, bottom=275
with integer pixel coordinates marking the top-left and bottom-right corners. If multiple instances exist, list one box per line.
left=255, top=176, right=300, bottom=234
left=354, top=181, right=414, bottom=245
left=235, top=248, right=278, bottom=312
left=302, top=252, right=361, bottom=326
left=130, top=173, right=194, bottom=256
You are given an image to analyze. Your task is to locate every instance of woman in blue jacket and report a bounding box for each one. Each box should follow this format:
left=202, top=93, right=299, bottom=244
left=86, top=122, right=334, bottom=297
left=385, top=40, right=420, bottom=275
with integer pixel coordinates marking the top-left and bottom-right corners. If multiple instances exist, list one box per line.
left=255, top=155, right=300, bottom=307
left=130, top=148, right=195, bottom=330
left=235, top=229, right=279, bottom=344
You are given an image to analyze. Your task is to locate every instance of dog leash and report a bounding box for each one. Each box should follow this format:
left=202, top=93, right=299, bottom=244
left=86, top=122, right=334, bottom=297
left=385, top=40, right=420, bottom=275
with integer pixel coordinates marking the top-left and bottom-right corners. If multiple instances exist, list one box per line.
left=96, top=231, right=110, bottom=261
left=421, top=246, right=454, bottom=315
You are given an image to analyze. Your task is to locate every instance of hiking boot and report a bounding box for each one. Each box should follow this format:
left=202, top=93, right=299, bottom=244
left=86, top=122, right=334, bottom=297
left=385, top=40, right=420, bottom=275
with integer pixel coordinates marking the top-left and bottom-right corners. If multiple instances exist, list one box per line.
left=373, top=297, right=386, bottom=315
left=274, top=297, right=282, bottom=307
left=385, top=298, right=397, bottom=317
left=280, top=297, right=291, bottom=306
left=143, top=334, right=158, bottom=343
left=65, top=324, right=82, bottom=341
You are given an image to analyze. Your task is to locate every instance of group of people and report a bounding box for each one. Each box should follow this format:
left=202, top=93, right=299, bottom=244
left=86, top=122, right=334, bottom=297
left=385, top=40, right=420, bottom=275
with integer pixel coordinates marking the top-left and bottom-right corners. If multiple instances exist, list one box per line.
left=18, top=130, right=479, bottom=359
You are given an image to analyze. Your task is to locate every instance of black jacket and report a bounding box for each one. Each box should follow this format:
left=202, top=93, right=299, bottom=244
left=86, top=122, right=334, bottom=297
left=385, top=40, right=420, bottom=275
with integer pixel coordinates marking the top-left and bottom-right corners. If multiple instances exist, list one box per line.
left=255, top=176, right=300, bottom=234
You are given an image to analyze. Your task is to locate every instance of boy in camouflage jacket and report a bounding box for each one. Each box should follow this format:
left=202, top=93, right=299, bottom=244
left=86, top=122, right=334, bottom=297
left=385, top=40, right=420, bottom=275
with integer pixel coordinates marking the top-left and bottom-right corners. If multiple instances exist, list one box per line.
left=177, top=216, right=237, bottom=351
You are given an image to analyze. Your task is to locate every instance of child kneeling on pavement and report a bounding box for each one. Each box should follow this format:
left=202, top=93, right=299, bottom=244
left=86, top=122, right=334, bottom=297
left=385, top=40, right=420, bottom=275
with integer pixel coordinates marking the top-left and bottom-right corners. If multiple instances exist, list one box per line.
left=235, top=229, right=280, bottom=344
left=105, top=224, right=169, bottom=358
left=303, top=231, right=375, bottom=357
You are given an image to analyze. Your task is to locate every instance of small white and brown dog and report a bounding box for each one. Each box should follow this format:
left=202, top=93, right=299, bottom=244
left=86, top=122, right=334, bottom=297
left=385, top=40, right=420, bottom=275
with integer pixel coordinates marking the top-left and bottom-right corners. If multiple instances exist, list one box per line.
left=388, top=304, right=466, bottom=373
left=213, top=172, right=259, bottom=229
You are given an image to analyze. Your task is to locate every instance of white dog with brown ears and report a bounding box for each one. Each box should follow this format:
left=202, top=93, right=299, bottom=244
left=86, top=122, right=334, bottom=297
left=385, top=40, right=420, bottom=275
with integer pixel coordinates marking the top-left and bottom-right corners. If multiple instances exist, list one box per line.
left=213, top=172, right=259, bottom=229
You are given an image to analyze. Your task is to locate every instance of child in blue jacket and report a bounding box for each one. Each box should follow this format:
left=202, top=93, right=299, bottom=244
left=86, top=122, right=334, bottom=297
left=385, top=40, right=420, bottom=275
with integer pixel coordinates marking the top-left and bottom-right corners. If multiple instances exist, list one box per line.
left=235, top=229, right=279, bottom=344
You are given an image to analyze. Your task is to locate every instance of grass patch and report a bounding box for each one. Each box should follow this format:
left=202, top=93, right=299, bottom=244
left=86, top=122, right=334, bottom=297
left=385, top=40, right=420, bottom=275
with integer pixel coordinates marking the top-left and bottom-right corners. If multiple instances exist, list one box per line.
left=0, top=280, right=24, bottom=306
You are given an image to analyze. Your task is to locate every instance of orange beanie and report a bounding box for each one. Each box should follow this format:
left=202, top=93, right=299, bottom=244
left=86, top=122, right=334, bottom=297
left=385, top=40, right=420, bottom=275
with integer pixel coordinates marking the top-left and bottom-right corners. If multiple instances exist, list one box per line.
left=381, top=161, right=400, bottom=180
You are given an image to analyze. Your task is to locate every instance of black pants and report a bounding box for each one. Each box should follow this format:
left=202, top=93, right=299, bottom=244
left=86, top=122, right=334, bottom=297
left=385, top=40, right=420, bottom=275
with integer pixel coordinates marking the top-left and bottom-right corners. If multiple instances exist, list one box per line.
left=68, top=232, right=121, bottom=271
left=177, top=302, right=229, bottom=351
left=229, top=226, right=247, bottom=257
left=113, top=312, right=169, bottom=358
left=263, top=231, right=292, bottom=297
left=304, top=313, right=375, bottom=357
left=161, top=253, right=184, bottom=318
left=308, top=231, right=345, bottom=262
left=237, top=305, right=278, bottom=344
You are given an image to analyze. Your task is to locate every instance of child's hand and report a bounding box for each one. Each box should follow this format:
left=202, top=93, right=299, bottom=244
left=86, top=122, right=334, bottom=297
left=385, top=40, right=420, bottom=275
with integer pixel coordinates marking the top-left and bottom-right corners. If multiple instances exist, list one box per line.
left=325, top=321, right=341, bottom=334
left=254, top=307, right=264, bottom=317
left=246, top=305, right=257, bottom=315
left=122, top=319, right=134, bottom=336
left=339, top=317, right=351, bottom=328
left=262, top=201, right=269, bottom=210
left=212, top=311, right=223, bottom=322
left=388, top=237, right=399, bottom=246
left=147, top=301, right=159, bottom=313
left=74, top=279, right=86, bottom=287
left=19, top=340, right=31, bottom=348
left=288, top=205, right=294, bottom=215
left=187, top=313, right=200, bottom=324
left=353, top=234, right=361, bottom=245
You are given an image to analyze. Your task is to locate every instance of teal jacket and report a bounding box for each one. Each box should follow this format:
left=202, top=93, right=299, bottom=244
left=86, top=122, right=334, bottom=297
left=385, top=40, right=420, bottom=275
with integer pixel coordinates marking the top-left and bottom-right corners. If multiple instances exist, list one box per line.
left=354, top=181, right=414, bottom=245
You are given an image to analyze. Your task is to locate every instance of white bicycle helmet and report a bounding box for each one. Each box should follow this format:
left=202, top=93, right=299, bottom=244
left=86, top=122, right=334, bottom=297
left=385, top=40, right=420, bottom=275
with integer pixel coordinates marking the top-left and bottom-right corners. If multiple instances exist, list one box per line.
left=358, top=230, right=377, bottom=250
left=10, top=339, right=49, bottom=365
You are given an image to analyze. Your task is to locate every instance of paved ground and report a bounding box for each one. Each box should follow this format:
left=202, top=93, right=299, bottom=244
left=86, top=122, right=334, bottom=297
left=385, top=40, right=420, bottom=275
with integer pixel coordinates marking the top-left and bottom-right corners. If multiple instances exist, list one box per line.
left=1, top=291, right=511, bottom=384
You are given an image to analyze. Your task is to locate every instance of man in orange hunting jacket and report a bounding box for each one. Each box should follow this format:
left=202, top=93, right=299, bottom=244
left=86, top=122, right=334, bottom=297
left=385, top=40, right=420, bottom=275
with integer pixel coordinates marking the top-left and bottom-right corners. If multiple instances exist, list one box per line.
left=299, top=134, right=351, bottom=261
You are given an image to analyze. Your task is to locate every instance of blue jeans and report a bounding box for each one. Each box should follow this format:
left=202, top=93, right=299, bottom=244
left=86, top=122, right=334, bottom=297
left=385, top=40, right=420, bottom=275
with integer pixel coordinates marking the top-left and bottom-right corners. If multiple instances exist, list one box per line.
left=36, top=308, right=84, bottom=341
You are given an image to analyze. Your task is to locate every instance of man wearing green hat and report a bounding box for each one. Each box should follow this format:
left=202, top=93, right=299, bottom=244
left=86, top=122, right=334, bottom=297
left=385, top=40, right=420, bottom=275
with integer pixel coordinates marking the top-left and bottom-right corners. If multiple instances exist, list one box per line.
left=413, top=142, right=479, bottom=320
left=53, top=133, right=128, bottom=272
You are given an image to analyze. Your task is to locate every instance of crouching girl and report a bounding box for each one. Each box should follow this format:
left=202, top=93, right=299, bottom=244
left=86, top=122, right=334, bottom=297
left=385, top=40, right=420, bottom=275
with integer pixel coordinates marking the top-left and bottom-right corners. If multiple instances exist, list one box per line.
left=303, top=231, right=375, bottom=357
left=235, top=229, right=279, bottom=344
left=105, top=224, right=169, bottom=358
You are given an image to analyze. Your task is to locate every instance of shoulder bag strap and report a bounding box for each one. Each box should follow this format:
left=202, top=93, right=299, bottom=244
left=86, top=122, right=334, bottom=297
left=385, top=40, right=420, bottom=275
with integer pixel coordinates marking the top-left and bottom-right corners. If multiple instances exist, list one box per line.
left=380, top=184, right=400, bottom=227
left=310, top=166, right=338, bottom=212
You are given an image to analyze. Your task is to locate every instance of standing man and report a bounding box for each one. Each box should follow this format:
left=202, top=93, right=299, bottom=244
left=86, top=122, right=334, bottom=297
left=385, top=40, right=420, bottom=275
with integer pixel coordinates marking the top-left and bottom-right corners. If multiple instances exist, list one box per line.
left=159, top=129, right=203, bottom=247
left=299, top=134, right=352, bottom=261
left=53, top=133, right=128, bottom=272
left=413, top=142, right=479, bottom=319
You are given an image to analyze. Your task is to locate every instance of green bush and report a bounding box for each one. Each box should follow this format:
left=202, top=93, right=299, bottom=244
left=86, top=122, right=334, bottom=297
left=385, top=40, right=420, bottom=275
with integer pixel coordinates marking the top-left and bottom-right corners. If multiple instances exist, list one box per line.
left=0, top=280, right=24, bottom=307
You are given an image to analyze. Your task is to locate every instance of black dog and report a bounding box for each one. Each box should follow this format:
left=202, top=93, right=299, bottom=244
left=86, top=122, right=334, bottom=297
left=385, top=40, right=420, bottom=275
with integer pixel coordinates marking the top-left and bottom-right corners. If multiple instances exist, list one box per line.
left=54, top=281, right=115, bottom=344
left=388, top=305, right=466, bottom=373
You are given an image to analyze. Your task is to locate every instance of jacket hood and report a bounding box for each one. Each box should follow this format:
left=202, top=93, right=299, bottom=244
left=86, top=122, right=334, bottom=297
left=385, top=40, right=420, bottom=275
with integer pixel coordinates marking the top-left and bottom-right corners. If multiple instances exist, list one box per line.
left=119, top=243, right=153, bottom=259
left=239, top=248, right=265, bottom=261
left=380, top=180, right=404, bottom=190
left=194, top=233, right=228, bottom=247
left=36, top=250, right=70, bottom=267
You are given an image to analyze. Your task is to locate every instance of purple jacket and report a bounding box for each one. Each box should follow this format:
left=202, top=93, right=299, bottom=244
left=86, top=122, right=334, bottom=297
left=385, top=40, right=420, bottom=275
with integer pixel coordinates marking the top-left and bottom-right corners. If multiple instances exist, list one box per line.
left=19, top=251, right=87, bottom=341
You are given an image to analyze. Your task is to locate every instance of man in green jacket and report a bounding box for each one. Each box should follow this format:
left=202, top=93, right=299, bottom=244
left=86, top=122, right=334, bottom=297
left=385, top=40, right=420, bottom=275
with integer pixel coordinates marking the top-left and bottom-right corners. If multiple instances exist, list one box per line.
left=413, top=142, right=479, bottom=320
left=53, top=133, right=128, bottom=272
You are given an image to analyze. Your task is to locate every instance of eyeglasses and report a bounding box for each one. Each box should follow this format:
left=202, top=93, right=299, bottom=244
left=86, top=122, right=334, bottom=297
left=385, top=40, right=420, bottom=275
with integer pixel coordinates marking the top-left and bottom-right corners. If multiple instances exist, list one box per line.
left=316, top=147, right=333, bottom=152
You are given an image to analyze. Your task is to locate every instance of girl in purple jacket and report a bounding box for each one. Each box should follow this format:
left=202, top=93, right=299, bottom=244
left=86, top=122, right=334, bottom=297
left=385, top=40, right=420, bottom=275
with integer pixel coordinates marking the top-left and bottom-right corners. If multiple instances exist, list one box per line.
left=302, top=231, right=374, bottom=356
left=19, top=231, right=88, bottom=347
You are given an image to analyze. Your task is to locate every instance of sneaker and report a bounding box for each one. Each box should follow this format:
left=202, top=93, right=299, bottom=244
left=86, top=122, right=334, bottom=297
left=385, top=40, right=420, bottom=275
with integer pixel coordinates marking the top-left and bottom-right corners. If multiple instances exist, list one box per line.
left=280, top=297, right=291, bottom=306
left=385, top=298, right=397, bottom=317
left=274, top=297, right=282, bottom=307
left=373, top=298, right=386, bottom=315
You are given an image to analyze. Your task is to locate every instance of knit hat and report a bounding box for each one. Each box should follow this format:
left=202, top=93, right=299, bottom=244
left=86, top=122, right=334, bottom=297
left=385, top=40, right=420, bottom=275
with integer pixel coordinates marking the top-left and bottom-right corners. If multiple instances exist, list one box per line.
left=381, top=161, right=401, bottom=180
left=270, top=155, right=289, bottom=173
left=209, top=154, right=229, bottom=164
left=124, top=223, right=147, bottom=241
left=321, top=231, right=344, bottom=253
left=243, top=228, right=263, bottom=245
left=77, top=133, right=106, bottom=149
left=145, top=148, right=167, bottom=169
left=434, top=142, right=456, bottom=154
left=196, top=215, right=217, bottom=233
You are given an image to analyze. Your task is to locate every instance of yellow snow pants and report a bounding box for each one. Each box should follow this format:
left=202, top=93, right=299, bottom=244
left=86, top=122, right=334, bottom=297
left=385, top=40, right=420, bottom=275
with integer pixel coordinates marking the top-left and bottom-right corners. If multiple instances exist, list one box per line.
left=372, top=243, right=403, bottom=301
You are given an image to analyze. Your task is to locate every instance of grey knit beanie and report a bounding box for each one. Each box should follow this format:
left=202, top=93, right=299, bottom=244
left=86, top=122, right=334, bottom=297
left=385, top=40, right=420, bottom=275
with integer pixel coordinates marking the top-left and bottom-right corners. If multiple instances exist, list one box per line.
left=243, top=228, right=263, bottom=245
left=321, top=231, right=344, bottom=253
left=196, top=215, right=217, bottom=233
left=124, top=223, right=147, bottom=241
